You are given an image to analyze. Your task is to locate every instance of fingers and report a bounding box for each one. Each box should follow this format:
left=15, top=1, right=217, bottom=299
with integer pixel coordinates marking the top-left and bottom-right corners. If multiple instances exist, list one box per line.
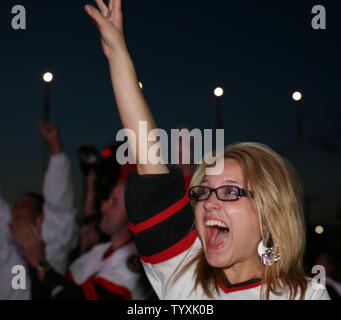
left=38, top=121, right=58, bottom=135
left=108, top=0, right=113, bottom=10
left=94, top=0, right=109, bottom=16
left=11, top=220, right=39, bottom=245
left=27, top=223, right=41, bottom=240
left=10, top=221, right=45, bottom=266
left=85, top=4, right=108, bottom=30
left=38, top=119, right=49, bottom=130
left=10, top=222, right=26, bottom=245
left=108, top=0, right=123, bottom=30
left=45, top=123, right=57, bottom=132
left=20, top=224, right=34, bottom=242
left=113, top=0, right=122, bottom=11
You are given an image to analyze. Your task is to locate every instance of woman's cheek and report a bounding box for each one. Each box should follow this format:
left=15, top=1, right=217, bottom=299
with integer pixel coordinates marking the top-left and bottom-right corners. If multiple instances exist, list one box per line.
left=194, top=207, right=205, bottom=241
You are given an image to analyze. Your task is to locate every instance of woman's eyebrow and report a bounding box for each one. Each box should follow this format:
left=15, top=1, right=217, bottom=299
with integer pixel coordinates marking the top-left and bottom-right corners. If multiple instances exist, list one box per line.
left=201, top=179, right=240, bottom=185
left=223, top=179, right=240, bottom=184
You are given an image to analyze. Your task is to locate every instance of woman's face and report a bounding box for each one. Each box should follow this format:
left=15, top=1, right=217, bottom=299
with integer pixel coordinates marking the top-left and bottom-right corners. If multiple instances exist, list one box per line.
left=194, top=158, right=262, bottom=269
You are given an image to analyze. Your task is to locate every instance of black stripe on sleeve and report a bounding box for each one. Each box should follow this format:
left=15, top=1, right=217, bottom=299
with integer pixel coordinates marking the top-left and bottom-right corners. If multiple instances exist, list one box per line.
left=125, top=166, right=186, bottom=225
left=133, top=202, right=195, bottom=257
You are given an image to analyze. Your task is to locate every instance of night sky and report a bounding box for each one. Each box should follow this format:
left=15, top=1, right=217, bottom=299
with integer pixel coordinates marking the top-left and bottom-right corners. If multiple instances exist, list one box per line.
left=1, top=1, right=340, bottom=245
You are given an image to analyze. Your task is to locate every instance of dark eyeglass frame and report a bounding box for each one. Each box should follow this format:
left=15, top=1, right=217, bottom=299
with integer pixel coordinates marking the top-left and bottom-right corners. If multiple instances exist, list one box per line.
left=188, top=185, right=254, bottom=201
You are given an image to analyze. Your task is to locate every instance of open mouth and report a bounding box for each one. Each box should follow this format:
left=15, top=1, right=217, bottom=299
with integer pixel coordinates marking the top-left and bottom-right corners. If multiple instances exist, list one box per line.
left=205, top=219, right=230, bottom=250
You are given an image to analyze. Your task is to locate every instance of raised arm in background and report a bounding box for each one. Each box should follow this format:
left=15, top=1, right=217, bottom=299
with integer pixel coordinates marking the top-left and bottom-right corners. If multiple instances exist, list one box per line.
left=85, top=0, right=169, bottom=176
left=38, top=121, right=78, bottom=274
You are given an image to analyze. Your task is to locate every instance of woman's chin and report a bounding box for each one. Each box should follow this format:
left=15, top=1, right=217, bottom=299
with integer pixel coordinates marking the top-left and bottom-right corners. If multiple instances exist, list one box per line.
left=204, top=250, right=232, bottom=269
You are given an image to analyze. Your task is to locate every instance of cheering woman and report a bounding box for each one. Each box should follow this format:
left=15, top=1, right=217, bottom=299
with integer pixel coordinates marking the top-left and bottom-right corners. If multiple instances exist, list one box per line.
left=85, top=0, right=330, bottom=299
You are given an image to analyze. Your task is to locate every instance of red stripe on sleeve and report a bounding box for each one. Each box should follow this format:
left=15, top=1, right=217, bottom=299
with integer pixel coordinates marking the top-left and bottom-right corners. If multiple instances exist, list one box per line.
left=92, top=277, right=132, bottom=300
left=129, top=193, right=190, bottom=234
left=82, top=279, right=98, bottom=300
left=140, top=229, right=197, bottom=264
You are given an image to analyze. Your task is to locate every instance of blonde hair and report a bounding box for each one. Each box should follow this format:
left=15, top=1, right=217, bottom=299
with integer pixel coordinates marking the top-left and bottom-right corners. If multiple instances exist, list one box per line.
left=177, top=142, right=308, bottom=299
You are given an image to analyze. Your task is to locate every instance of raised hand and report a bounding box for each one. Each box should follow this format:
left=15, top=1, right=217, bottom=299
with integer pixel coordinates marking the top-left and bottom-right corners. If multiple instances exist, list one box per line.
left=85, top=0, right=126, bottom=59
left=85, top=0, right=169, bottom=175
left=38, top=120, right=62, bottom=155
left=38, top=120, right=58, bottom=142
left=9, top=216, right=46, bottom=268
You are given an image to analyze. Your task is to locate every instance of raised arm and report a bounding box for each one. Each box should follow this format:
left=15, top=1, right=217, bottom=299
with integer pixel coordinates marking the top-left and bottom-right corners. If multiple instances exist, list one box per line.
left=39, top=121, right=78, bottom=273
left=85, top=0, right=169, bottom=175
left=38, top=120, right=62, bottom=156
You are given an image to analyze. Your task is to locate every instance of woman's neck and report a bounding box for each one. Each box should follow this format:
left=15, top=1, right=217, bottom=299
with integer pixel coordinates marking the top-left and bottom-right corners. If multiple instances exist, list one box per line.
left=223, top=254, right=264, bottom=285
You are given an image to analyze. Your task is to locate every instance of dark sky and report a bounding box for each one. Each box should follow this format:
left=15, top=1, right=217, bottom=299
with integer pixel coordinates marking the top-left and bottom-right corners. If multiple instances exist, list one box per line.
left=0, top=1, right=340, bottom=231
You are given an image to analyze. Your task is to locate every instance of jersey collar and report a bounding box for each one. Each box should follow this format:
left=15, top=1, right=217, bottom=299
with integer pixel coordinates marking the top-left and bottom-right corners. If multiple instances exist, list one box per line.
left=217, top=274, right=262, bottom=294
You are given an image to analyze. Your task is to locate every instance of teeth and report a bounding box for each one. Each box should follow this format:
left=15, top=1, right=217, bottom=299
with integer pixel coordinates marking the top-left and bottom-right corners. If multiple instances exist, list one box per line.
left=205, top=219, right=228, bottom=229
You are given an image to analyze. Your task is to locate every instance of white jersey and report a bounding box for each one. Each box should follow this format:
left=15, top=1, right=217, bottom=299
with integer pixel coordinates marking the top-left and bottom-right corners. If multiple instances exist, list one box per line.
left=67, top=241, right=151, bottom=300
left=143, top=237, right=330, bottom=300
left=0, top=153, right=79, bottom=300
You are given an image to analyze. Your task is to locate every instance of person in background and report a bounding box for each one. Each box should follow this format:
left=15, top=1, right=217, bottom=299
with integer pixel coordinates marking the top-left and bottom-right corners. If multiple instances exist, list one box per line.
left=77, top=168, right=102, bottom=255
left=1, top=121, right=78, bottom=299
left=74, top=143, right=124, bottom=258
left=11, top=164, right=154, bottom=300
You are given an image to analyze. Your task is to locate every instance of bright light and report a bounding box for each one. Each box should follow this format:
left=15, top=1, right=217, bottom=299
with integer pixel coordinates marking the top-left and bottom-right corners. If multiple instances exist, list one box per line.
left=214, top=87, right=224, bottom=97
left=292, top=91, right=302, bottom=101
left=101, top=148, right=113, bottom=158
left=138, top=81, right=143, bottom=89
left=43, top=72, right=53, bottom=83
left=315, top=225, right=324, bottom=234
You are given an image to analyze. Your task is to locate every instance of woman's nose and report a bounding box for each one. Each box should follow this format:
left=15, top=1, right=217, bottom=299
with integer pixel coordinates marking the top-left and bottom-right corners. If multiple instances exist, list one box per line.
left=204, top=191, right=221, bottom=211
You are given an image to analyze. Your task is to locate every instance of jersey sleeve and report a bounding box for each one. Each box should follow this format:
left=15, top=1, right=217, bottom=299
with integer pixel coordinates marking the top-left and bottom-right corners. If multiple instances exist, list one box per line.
left=125, top=167, right=198, bottom=298
left=41, top=153, right=79, bottom=274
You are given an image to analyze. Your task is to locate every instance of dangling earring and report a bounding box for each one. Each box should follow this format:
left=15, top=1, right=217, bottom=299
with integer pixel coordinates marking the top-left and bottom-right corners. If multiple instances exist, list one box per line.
left=257, top=240, right=280, bottom=266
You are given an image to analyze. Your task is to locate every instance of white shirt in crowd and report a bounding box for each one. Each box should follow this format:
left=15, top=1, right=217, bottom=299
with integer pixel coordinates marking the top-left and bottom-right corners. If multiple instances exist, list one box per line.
left=0, top=153, right=79, bottom=300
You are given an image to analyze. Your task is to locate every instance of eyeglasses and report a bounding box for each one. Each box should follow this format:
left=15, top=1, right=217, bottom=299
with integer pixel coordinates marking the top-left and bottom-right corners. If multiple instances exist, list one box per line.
left=188, top=185, right=254, bottom=201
